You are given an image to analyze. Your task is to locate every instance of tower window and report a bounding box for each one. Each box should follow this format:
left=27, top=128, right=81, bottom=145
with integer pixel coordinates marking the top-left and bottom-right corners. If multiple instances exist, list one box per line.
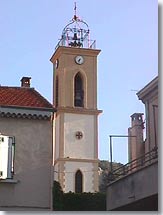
left=75, top=170, right=83, bottom=193
left=74, top=73, right=84, bottom=107
left=55, top=76, right=59, bottom=107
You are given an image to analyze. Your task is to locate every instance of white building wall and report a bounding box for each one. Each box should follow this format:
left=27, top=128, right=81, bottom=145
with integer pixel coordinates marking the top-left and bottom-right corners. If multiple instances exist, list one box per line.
left=64, top=113, right=95, bottom=159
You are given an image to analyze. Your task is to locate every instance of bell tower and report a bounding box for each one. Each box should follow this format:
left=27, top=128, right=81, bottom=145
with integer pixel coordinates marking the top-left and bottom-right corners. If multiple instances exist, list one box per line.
left=50, top=4, right=102, bottom=193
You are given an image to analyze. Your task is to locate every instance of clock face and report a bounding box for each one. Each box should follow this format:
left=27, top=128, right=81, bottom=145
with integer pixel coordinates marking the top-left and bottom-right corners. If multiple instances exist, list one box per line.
left=75, top=55, right=84, bottom=65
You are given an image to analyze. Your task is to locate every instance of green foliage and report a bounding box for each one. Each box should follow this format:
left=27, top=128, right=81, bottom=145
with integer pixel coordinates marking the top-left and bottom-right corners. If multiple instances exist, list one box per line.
left=99, top=160, right=123, bottom=193
left=53, top=181, right=106, bottom=211
left=62, top=192, right=106, bottom=211
left=99, top=160, right=123, bottom=171
left=99, top=160, right=110, bottom=170
left=52, top=181, right=63, bottom=210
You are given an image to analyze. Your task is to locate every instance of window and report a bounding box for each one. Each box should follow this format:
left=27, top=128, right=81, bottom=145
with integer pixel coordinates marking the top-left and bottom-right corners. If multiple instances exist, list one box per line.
left=55, top=76, right=59, bottom=107
left=0, top=135, right=15, bottom=179
left=75, top=170, right=83, bottom=193
left=74, top=73, right=84, bottom=107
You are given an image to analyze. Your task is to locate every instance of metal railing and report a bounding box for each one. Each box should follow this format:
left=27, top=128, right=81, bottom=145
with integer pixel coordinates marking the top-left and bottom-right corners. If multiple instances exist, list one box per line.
left=108, top=146, right=158, bottom=183
left=55, top=38, right=96, bottom=50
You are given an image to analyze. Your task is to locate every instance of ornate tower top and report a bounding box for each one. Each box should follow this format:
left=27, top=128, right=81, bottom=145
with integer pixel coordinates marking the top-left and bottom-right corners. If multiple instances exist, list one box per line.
left=55, top=2, right=96, bottom=50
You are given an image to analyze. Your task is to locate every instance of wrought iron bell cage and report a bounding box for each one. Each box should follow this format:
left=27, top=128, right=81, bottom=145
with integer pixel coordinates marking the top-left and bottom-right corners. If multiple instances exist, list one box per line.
left=55, top=11, right=96, bottom=50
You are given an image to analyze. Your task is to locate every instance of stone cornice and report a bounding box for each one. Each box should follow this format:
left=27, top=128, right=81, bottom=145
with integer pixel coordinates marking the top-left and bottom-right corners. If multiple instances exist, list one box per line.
left=0, top=107, right=53, bottom=120
left=137, top=76, right=158, bottom=102
left=55, top=106, right=102, bottom=115
left=54, top=158, right=99, bottom=165
left=50, top=46, right=101, bottom=64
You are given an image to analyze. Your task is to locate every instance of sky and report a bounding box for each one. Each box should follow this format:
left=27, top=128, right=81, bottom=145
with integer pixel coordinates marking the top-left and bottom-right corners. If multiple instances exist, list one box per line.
left=0, top=0, right=158, bottom=164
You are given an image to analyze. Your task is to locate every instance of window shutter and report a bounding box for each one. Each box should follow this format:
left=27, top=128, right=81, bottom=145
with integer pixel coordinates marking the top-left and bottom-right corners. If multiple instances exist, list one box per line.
left=0, top=135, right=15, bottom=179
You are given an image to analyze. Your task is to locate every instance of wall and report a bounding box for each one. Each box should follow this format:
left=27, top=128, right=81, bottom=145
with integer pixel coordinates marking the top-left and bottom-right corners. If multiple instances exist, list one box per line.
left=64, top=113, right=95, bottom=159
left=64, top=161, right=97, bottom=193
left=106, top=161, right=158, bottom=210
left=51, top=46, right=100, bottom=109
left=54, top=112, right=99, bottom=192
left=137, top=76, right=158, bottom=153
left=145, top=96, right=158, bottom=152
left=0, top=116, right=53, bottom=210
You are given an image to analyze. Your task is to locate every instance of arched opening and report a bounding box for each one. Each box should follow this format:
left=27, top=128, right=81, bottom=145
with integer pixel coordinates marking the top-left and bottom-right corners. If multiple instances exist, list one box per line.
left=74, top=73, right=84, bottom=107
left=55, top=76, right=58, bottom=107
left=75, top=170, right=83, bottom=193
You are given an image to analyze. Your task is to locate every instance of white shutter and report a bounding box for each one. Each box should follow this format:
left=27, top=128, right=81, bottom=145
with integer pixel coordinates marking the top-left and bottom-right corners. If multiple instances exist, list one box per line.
left=0, top=135, right=9, bottom=179
left=0, top=135, right=15, bottom=179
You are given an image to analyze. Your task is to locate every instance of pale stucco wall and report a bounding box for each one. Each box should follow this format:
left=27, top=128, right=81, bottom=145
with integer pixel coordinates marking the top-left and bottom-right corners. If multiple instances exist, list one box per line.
left=64, top=161, right=95, bottom=193
left=54, top=112, right=99, bottom=192
left=0, top=116, right=53, bottom=209
left=64, top=113, right=95, bottom=159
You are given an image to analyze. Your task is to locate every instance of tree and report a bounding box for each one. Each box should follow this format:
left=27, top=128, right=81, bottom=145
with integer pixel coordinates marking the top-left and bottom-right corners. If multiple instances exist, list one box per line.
left=99, top=160, right=123, bottom=193
left=52, top=181, right=63, bottom=210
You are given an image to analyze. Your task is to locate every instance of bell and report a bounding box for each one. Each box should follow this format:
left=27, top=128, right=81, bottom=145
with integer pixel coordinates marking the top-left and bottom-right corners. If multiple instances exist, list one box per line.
left=73, top=33, right=78, bottom=40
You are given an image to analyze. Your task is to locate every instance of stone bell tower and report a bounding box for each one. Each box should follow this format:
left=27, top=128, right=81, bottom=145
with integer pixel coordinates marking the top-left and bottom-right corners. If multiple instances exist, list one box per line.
left=50, top=5, right=102, bottom=193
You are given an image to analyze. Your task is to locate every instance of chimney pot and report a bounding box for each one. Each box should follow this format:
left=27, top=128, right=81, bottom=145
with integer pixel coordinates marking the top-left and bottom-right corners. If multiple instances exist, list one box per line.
left=21, top=77, right=31, bottom=87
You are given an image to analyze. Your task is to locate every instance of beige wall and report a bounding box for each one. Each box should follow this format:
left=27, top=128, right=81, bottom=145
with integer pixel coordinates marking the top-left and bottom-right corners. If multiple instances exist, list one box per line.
left=51, top=46, right=100, bottom=109
left=0, top=116, right=53, bottom=210
left=145, top=96, right=158, bottom=152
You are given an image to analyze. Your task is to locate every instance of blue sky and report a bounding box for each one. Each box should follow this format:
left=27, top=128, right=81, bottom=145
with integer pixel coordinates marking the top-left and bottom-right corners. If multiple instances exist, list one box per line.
left=0, top=0, right=158, bottom=163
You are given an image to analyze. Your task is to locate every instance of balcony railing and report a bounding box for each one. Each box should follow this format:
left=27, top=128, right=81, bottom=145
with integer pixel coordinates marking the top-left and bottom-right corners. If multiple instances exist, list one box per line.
left=108, top=146, right=158, bottom=183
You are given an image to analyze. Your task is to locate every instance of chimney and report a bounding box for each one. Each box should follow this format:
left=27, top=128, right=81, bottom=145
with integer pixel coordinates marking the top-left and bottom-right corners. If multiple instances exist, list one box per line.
left=21, top=77, right=31, bottom=87
left=131, top=113, right=144, bottom=128
left=128, top=113, right=145, bottom=165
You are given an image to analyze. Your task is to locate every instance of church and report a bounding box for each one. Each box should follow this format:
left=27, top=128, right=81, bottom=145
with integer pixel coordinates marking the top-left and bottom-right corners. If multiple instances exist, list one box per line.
left=0, top=7, right=102, bottom=210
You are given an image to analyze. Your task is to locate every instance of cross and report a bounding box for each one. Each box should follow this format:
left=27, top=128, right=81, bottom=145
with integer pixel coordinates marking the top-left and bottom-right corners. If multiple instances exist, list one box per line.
left=73, top=2, right=77, bottom=20
left=74, top=2, right=77, bottom=15
left=75, top=131, right=83, bottom=140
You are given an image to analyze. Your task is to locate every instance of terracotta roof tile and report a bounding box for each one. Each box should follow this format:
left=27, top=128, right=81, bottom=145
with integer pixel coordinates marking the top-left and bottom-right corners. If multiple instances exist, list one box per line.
left=0, top=86, right=54, bottom=110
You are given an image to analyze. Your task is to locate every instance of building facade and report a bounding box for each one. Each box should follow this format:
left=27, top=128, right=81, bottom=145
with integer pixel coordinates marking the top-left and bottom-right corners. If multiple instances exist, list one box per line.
left=106, top=76, right=158, bottom=211
left=0, top=77, right=54, bottom=210
left=137, top=76, right=158, bottom=152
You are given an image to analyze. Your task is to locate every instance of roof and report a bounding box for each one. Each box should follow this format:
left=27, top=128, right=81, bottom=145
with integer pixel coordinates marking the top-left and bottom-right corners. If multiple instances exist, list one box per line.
left=0, top=86, right=54, bottom=110
left=137, top=76, right=158, bottom=102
